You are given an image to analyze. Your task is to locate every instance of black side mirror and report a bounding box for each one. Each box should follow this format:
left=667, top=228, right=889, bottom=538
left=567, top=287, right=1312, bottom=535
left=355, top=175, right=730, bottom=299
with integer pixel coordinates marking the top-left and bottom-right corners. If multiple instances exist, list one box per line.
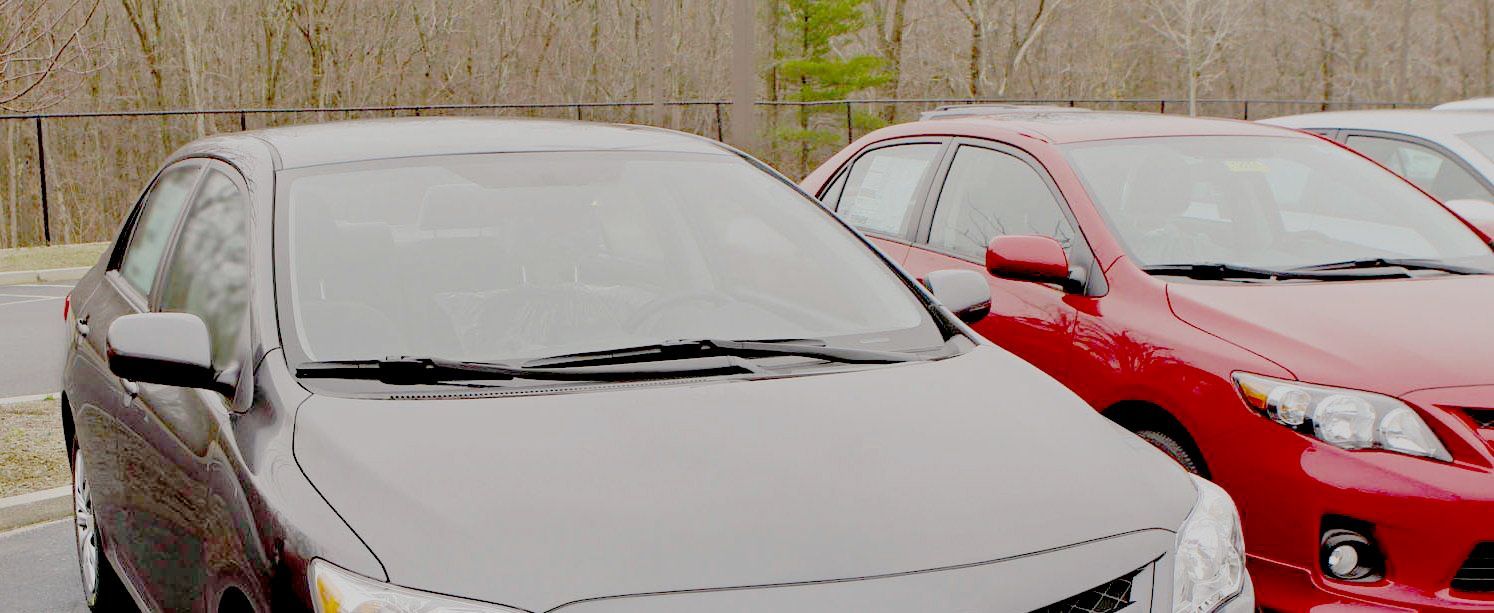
left=107, top=313, right=229, bottom=394
left=925, top=269, right=992, bottom=324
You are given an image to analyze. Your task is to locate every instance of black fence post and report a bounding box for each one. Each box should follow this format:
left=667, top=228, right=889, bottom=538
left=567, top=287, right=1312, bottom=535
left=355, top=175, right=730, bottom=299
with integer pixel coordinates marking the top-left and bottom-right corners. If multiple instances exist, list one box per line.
left=573, top=105, right=583, bottom=121
left=845, top=101, right=854, bottom=144
left=1242, top=101, right=1250, bottom=120
left=239, top=111, right=248, bottom=131
left=1158, top=100, right=1166, bottom=114
left=34, top=117, right=51, bottom=245
left=714, top=103, right=724, bottom=141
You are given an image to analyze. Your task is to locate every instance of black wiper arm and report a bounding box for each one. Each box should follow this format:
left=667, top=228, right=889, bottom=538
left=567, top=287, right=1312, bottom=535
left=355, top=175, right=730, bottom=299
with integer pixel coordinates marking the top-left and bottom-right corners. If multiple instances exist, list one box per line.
left=295, top=355, right=754, bottom=383
left=522, top=338, right=920, bottom=369
left=1142, top=263, right=1410, bottom=281
left=1291, top=258, right=1488, bottom=275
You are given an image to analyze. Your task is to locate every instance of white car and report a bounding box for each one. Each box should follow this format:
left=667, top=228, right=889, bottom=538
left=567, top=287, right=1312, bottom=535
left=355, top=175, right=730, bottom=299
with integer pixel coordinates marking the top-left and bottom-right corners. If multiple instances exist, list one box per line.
left=1262, top=110, right=1494, bottom=233
left=1433, top=97, right=1494, bottom=111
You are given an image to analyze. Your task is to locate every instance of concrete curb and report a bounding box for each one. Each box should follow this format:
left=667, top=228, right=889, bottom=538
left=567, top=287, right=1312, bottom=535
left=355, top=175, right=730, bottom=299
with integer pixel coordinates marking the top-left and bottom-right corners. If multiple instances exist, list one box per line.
left=0, top=486, right=71, bottom=533
left=0, top=392, right=59, bottom=406
left=0, top=266, right=87, bottom=286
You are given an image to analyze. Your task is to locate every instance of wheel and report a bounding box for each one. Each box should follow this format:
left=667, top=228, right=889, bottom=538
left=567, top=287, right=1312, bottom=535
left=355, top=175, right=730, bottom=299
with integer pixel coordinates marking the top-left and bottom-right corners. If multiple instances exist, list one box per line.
left=72, top=447, right=134, bottom=612
left=1134, top=428, right=1207, bottom=477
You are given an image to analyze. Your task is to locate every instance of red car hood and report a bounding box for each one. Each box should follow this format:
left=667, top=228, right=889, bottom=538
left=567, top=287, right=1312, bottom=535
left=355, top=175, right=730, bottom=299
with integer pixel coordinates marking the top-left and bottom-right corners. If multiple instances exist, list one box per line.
left=1167, top=275, right=1494, bottom=397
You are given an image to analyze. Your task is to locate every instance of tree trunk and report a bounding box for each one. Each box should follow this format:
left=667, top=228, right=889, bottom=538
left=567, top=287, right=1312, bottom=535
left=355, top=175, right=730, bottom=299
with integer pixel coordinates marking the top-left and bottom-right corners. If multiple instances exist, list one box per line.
left=968, top=18, right=982, bottom=98
left=6, top=120, right=17, bottom=248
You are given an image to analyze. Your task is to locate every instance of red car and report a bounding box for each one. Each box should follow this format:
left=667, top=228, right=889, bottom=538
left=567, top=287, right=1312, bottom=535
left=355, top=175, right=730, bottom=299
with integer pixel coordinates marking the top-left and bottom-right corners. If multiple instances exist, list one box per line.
left=802, top=106, right=1494, bottom=612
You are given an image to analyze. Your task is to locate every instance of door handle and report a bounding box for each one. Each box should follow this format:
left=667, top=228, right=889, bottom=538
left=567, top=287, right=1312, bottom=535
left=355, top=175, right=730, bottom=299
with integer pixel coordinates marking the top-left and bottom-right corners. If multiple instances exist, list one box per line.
left=76, top=317, right=89, bottom=337
left=121, top=378, right=139, bottom=397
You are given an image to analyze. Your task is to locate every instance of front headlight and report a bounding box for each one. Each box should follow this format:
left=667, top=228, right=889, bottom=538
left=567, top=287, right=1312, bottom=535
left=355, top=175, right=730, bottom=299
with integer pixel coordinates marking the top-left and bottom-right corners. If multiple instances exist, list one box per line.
left=1173, top=475, right=1246, bottom=613
left=310, top=559, right=519, bottom=613
left=1234, top=373, right=1450, bottom=461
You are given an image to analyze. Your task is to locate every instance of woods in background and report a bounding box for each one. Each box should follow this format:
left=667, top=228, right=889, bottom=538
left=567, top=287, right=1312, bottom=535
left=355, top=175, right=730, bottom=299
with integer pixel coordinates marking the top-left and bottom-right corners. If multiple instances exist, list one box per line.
left=3, top=0, right=1493, bottom=247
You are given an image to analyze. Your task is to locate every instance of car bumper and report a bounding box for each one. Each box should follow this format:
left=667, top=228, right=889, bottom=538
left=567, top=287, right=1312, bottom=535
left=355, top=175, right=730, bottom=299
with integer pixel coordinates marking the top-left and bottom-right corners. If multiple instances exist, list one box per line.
left=1230, top=419, right=1494, bottom=612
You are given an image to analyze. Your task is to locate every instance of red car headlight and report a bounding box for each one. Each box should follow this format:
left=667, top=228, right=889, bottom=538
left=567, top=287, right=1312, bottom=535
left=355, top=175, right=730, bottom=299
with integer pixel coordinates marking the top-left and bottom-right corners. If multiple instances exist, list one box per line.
left=1233, top=373, right=1450, bottom=461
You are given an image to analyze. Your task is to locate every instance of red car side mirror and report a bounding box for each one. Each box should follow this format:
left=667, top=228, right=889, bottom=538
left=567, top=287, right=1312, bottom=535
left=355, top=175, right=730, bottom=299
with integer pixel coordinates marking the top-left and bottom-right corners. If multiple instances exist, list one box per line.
left=985, top=235, right=1074, bottom=287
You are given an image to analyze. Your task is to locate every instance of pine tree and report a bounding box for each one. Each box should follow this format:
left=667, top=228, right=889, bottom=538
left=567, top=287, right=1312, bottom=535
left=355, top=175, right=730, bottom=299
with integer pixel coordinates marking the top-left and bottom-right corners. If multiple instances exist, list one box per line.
left=773, top=0, right=891, bottom=174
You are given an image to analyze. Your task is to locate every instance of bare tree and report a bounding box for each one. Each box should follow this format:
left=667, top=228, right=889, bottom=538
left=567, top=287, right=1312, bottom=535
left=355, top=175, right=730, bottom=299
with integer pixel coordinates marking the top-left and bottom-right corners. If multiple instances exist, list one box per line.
left=0, top=0, right=109, bottom=112
left=1148, top=0, right=1243, bottom=115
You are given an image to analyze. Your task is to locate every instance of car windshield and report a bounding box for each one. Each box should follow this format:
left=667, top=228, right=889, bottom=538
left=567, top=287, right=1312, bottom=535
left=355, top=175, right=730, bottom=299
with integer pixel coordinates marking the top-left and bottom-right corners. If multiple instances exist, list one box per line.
left=279, top=150, right=940, bottom=365
left=1064, top=135, right=1494, bottom=271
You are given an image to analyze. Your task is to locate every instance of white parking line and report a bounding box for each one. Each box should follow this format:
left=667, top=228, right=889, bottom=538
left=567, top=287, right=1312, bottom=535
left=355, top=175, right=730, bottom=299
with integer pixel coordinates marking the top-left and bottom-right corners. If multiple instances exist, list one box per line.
left=0, top=296, right=63, bottom=308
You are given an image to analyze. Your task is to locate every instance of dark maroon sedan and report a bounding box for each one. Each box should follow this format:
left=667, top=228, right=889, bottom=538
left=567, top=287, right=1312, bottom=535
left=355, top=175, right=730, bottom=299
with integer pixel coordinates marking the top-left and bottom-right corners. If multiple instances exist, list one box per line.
left=59, top=117, right=1238, bottom=613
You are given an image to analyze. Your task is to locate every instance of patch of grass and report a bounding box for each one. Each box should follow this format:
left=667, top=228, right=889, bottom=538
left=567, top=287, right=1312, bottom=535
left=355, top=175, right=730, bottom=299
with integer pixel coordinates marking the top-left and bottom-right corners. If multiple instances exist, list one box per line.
left=0, top=242, right=108, bottom=273
left=0, top=398, right=69, bottom=499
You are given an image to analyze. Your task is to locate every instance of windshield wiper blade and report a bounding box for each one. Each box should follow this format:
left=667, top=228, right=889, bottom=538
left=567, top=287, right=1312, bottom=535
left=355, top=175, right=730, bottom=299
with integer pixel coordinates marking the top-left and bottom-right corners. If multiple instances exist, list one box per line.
left=1291, top=258, right=1488, bottom=275
left=295, top=355, right=754, bottom=383
left=1142, top=263, right=1410, bottom=281
left=521, top=338, right=920, bottom=369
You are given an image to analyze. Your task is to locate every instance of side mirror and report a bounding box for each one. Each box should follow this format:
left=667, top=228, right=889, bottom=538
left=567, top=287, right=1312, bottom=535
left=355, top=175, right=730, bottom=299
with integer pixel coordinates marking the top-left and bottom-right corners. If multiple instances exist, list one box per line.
left=107, top=313, right=226, bottom=394
left=986, top=235, right=1076, bottom=290
left=1443, top=199, right=1494, bottom=243
left=925, top=269, right=991, bottom=324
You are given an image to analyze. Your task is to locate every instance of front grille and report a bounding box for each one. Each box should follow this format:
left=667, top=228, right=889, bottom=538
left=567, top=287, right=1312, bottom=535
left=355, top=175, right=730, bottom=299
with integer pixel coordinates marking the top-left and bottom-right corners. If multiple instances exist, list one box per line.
left=1454, top=543, right=1494, bottom=592
left=1468, top=409, right=1494, bottom=429
left=1032, top=567, right=1142, bottom=613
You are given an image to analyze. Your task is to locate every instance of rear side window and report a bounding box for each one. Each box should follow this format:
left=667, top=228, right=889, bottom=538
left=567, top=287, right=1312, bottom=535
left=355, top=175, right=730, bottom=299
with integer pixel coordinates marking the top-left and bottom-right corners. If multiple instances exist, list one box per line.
left=835, top=144, right=940, bottom=237
left=158, top=170, right=251, bottom=369
left=1345, top=135, right=1493, bottom=202
left=119, top=165, right=200, bottom=295
left=928, top=145, right=1075, bottom=260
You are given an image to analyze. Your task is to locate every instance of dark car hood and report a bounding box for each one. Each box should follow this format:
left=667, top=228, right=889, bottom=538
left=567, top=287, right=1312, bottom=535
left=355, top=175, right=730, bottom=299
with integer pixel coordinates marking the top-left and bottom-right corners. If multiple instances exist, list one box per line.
left=1167, top=275, right=1494, bottom=396
left=294, top=346, right=1194, bottom=612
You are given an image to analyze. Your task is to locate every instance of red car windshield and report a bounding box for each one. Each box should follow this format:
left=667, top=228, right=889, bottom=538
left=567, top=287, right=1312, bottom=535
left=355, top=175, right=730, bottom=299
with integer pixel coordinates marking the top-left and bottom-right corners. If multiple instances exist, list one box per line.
left=1064, top=135, right=1494, bottom=270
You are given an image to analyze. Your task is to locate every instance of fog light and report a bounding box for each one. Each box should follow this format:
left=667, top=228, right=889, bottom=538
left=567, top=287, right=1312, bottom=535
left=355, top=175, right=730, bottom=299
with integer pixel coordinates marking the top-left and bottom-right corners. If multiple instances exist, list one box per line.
left=1321, top=528, right=1383, bottom=582
left=1327, top=544, right=1359, bottom=577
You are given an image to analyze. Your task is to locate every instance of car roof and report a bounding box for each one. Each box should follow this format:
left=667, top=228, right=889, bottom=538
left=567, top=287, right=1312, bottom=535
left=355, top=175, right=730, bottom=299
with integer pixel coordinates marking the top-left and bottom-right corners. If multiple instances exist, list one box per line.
left=1433, top=97, right=1494, bottom=111
left=231, top=117, right=730, bottom=169
left=1261, top=109, right=1494, bottom=139
left=882, top=109, right=1301, bottom=144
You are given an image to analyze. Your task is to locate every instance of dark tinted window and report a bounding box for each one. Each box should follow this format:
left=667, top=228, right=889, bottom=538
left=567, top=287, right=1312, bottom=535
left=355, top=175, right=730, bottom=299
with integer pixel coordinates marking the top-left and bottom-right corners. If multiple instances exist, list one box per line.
left=929, top=145, right=1074, bottom=260
left=1345, top=135, right=1493, bottom=202
left=835, top=144, right=940, bottom=236
left=159, top=170, right=251, bottom=369
left=120, top=165, right=200, bottom=295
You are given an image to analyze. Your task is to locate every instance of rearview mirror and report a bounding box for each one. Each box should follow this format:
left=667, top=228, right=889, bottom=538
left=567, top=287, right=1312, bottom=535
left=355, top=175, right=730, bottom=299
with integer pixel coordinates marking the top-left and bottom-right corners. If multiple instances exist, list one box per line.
left=925, top=269, right=991, bottom=324
left=108, top=313, right=227, bottom=394
left=986, top=235, right=1076, bottom=290
left=1443, top=199, right=1494, bottom=243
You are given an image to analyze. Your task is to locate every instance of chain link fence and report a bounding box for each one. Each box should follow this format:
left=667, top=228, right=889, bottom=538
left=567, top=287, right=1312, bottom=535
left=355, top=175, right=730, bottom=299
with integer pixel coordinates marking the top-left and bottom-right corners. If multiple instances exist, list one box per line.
left=0, top=97, right=1426, bottom=247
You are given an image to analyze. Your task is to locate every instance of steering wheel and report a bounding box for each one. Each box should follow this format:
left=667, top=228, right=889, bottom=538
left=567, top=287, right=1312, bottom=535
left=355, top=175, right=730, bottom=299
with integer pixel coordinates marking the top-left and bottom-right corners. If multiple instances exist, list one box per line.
left=623, top=290, right=733, bottom=333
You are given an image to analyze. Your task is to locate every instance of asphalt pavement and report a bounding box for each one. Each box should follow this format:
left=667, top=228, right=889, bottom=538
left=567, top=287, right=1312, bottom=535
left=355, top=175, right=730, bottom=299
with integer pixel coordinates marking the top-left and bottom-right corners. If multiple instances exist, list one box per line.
left=2, top=282, right=86, bottom=612
left=0, top=283, right=72, bottom=399
left=0, top=520, right=88, bottom=612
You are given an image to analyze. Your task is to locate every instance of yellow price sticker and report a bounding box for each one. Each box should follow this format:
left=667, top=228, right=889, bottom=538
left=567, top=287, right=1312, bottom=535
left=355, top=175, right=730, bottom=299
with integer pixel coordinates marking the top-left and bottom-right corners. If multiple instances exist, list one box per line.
left=1224, top=160, right=1269, bottom=173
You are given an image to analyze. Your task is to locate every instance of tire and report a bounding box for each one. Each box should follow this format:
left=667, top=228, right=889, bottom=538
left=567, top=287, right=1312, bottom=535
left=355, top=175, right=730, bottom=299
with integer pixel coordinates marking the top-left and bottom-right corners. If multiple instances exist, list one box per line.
left=1134, top=428, right=1207, bottom=477
left=72, top=447, right=136, bottom=612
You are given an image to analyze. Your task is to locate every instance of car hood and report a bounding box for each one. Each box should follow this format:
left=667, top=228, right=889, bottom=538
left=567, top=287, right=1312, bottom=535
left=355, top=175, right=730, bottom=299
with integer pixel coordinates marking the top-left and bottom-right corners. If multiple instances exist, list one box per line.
left=1167, top=275, right=1494, bottom=396
left=294, top=346, right=1194, bottom=612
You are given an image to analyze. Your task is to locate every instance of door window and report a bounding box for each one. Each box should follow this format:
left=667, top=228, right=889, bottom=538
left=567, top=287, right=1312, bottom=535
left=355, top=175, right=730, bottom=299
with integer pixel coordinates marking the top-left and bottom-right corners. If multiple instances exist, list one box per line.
left=158, top=170, right=251, bottom=370
left=835, top=143, right=941, bottom=237
left=1345, top=135, right=1493, bottom=202
left=928, top=145, right=1076, bottom=260
left=119, top=165, right=200, bottom=295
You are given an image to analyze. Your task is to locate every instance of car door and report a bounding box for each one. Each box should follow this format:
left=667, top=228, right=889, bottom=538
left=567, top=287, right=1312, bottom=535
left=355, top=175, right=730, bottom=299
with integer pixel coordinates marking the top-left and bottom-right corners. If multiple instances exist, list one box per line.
left=1341, top=131, right=1494, bottom=202
left=815, top=139, right=948, bottom=264
left=69, top=160, right=203, bottom=592
left=112, top=163, right=252, bottom=613
left=900, top=140, right=1090, bottom=381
